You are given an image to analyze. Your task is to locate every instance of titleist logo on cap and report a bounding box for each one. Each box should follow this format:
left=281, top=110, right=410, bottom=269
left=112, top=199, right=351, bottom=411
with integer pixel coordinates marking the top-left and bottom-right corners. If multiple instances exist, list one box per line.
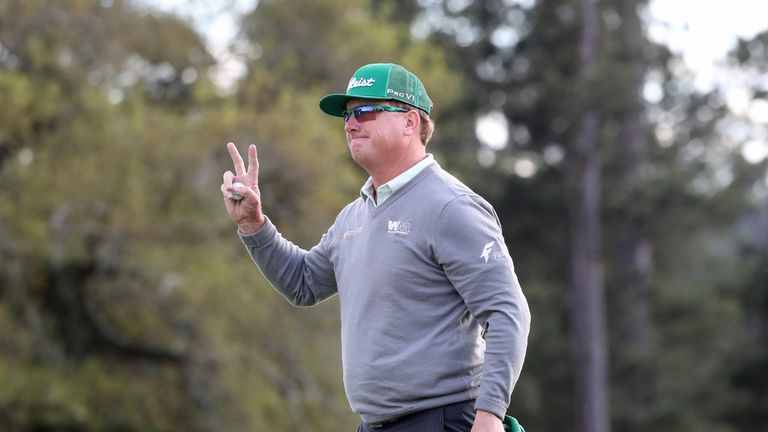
left=347, top=77, right=375, bottom=91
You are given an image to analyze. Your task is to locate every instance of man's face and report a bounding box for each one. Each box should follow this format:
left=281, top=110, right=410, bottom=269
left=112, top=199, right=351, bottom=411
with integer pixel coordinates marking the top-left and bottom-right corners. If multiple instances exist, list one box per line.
left=343, top=99, right=410, bottom=173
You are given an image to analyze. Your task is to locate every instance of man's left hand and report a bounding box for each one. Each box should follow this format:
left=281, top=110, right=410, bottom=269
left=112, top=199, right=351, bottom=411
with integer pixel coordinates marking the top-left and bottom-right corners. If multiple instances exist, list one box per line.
left=471, top=410, right=505, bottom=432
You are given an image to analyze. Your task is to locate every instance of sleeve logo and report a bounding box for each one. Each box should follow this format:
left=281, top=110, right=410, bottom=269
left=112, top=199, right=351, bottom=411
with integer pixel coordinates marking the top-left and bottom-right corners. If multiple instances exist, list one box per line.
left=480, top=241, right=495, bottom=263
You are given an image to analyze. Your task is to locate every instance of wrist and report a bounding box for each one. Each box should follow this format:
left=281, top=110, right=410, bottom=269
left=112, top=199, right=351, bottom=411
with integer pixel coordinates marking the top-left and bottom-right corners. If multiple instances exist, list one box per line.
left=475, top=409, right=503, bottom=422
left=238, top=217, right=265, bottom=234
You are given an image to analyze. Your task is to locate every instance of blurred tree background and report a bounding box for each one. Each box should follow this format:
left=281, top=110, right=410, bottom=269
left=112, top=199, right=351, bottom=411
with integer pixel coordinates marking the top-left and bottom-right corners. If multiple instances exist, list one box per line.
left=1, top=0, right=767, bottom=431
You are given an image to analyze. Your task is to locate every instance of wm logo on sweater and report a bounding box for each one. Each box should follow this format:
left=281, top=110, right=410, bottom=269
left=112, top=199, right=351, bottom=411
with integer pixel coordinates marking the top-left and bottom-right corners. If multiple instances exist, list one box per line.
left=387, top=220, right=411, bottom=235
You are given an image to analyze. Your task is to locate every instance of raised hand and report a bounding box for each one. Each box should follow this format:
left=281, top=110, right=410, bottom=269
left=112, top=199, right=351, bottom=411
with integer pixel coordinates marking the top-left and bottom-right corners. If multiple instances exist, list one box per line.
left=221, top=142, right=266, bottom=233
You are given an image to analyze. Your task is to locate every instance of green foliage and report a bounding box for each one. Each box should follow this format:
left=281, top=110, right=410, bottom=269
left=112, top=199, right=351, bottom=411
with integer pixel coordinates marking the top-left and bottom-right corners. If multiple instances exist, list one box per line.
left=0, top=0, right=456, bottom=430
left=415, top=1, right=768, bottom=431
left=1, top=0, right=766, bottom=431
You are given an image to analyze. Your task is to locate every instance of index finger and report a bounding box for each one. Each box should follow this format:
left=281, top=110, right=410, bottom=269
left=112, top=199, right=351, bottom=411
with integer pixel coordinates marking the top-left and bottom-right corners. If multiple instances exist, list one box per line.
left=247, top=144, right=259, bottom=179
left=227, top=142, right=246, bottom=176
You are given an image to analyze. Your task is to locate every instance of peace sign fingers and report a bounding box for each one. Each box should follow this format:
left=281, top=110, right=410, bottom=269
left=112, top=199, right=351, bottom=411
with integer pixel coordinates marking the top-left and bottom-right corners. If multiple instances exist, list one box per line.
left=222, top=142, right=265, bottom=233
left=227, top=142, right=247, bottom=177
left=247, top=144, right=259, bottom=184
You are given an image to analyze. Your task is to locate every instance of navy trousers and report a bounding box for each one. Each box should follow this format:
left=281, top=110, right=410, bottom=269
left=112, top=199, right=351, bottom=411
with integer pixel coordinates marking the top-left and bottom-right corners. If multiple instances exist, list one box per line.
left=355, top=400, right=475, bottom=432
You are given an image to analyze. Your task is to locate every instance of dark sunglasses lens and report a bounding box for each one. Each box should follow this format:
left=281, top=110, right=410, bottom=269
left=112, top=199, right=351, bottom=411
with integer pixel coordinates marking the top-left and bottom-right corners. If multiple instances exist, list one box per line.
left=343, top=106, right=378, bottom=123
left=355, top=109, right=377, bottom=122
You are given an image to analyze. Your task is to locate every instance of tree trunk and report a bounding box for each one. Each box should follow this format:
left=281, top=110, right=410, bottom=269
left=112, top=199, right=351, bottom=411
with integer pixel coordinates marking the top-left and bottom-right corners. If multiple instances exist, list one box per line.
left=615, top=1, right=655, bottom=427
left=760, top=194, right=768, bottom=251
left=569, top=0, right=610, bottom=432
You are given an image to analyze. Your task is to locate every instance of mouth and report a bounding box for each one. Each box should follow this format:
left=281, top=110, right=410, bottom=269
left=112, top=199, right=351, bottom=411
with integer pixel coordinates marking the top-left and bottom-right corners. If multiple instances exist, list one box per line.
left=348, top=136, right=369, bottom=145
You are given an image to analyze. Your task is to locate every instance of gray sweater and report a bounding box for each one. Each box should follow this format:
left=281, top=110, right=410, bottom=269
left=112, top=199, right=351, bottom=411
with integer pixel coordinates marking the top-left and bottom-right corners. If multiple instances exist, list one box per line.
left=239, top=163, right=530, bottom=423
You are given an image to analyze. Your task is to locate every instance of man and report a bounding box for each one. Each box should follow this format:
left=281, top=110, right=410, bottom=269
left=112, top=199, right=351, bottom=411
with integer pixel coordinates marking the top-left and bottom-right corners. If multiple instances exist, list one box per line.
left=221, top=63, right=530, bottom=432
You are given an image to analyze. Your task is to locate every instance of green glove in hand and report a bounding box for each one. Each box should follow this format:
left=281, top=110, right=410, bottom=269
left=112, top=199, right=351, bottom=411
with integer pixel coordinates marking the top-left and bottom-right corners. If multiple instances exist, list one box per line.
left=503, top=416, right=525, bottom=432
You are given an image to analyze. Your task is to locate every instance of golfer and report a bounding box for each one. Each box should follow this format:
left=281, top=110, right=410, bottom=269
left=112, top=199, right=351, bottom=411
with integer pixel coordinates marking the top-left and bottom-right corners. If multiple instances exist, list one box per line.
left=221, top=63, right=531, bottom=432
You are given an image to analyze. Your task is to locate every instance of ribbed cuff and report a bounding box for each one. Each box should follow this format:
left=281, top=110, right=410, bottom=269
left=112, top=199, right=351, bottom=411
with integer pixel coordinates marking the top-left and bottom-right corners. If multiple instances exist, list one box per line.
left=238, top=216, right=276, bottom=248
left=474, top=397, right=507, bottom=420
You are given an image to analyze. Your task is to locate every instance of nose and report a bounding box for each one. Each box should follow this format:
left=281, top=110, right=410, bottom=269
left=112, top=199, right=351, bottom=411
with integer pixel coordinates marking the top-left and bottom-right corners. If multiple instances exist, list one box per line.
left=344, top=116, right=360, bottom=133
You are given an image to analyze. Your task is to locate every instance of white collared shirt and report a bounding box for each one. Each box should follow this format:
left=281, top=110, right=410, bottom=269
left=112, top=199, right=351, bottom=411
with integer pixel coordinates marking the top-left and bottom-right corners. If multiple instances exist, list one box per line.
left=360, top=154, right=435, bottom=207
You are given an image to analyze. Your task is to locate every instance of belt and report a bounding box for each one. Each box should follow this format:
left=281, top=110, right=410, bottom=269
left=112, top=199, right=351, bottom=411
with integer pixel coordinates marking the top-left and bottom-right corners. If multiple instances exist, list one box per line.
left=365, top=400, right=475, bottom=429
left=368, top=414, right=405, bottom=429
left=366, top=411, right=412, bottom=429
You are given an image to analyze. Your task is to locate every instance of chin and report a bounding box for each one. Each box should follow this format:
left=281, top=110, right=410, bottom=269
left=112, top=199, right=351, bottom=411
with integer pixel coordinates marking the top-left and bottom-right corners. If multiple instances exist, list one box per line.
left=348, top=140, right=367, bottom=155
left=350, top=151, right=371, bottom=168
left=350, top=150, right=364, bottom=163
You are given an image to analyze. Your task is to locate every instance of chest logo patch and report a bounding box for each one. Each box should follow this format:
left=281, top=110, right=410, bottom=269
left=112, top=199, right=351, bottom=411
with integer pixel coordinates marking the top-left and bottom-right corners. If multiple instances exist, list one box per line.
left=387, top=220, right=411, bottom=235
left=342, top=226, right=363, bottom=240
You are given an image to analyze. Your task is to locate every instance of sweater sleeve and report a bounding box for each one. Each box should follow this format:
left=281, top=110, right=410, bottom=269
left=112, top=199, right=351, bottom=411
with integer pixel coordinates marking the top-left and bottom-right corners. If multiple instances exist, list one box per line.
left=433, top=195, right=531, bottom=419
left=239, top=217, right=338, bottom=306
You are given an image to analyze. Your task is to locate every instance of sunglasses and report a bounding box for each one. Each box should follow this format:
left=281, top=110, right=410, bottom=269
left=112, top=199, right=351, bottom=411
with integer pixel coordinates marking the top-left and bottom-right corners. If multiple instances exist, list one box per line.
left=342, top=104, right=410, bottom=123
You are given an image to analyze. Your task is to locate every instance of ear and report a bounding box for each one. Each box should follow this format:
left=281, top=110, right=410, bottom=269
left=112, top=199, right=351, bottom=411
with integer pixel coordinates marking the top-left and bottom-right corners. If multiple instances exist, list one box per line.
left=403, top=109, right=420, bottom=137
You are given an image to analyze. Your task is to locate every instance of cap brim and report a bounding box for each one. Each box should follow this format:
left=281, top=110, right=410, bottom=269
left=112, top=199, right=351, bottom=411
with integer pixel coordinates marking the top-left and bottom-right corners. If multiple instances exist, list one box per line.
left=318, top=94, right=351, bottom=117
left=319, top=94, right=401, bottom=117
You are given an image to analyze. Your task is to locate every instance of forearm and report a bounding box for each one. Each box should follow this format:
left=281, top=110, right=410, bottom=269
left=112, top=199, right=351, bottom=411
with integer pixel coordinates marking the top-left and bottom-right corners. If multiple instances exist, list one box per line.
left=474, top=294, right=531, bottom=418
left=239, top=217, right=337, bottom=306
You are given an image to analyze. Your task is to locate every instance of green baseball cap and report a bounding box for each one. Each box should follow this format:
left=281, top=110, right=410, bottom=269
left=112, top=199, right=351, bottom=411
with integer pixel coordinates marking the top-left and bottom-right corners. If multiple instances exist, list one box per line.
left=319, top=63, right=432, bottom=117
